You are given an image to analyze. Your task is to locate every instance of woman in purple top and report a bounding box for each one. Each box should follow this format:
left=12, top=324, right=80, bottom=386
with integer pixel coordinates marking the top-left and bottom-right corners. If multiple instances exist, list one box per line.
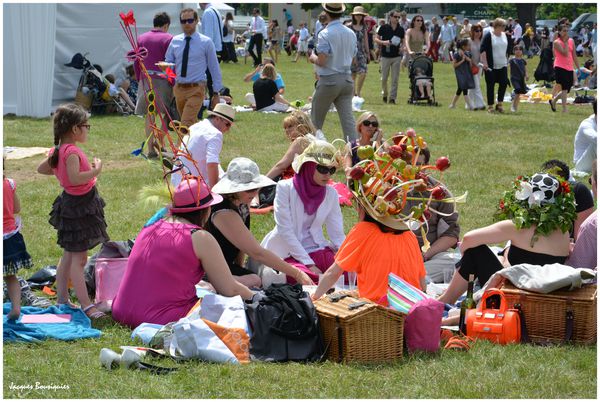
left=112, top=177, right=254, bottom=328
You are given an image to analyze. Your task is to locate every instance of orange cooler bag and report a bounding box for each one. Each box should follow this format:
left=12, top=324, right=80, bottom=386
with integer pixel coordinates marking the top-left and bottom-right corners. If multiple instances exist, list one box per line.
left=466, top=288, right=521, bottom=345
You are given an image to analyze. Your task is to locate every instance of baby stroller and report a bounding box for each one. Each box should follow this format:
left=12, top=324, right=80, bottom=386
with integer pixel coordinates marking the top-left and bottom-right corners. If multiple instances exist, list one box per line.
left=65, top=52, right=131, bottom=115
left=407, top=54, right=438, bottom=106
left=534, top=47, right=555, bottom=88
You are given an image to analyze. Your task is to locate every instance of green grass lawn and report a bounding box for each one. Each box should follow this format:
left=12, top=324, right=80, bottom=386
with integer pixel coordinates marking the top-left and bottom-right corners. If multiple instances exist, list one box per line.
left=2, top=51, right=596, bottom=399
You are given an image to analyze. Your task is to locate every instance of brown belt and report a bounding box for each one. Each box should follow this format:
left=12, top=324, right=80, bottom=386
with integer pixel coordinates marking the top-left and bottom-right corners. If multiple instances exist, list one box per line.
left=176, top=82, right=205, bottom=88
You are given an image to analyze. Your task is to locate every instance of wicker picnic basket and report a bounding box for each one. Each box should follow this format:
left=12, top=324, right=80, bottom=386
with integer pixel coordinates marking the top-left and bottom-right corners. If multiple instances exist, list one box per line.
left=314, top=292, right=405, bottom=363
left=501, top=281, right=597, bottom=345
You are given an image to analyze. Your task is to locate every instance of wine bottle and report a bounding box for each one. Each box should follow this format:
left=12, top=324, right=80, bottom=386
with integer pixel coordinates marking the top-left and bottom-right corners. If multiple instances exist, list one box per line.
left=458, top=274, right=476, bottom=335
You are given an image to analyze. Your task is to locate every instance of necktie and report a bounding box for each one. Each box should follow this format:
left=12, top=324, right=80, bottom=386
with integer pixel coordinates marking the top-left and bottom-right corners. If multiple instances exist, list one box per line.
left=181, top=36, right=191, bottom=78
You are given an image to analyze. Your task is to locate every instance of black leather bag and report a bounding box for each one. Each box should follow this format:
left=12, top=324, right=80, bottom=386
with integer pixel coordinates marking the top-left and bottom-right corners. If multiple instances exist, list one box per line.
left=245, top=283, right=323, bottom=362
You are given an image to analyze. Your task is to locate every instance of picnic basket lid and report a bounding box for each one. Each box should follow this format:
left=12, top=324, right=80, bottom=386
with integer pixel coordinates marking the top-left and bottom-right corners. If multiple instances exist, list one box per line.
left=313, top=292, right=377, bottom=321
left=501, top=281, right=597, bottom=302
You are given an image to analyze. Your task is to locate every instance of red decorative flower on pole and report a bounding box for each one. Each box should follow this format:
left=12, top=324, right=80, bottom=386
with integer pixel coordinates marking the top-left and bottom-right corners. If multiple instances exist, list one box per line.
left=119, top=10, right=136, bottom=26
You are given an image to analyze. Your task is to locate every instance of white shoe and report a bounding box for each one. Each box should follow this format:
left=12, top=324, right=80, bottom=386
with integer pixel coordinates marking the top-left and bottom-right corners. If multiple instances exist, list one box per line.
left=120, top=349, right=142, bottom=369
left=448, top=104, right=456, bottom=109
left=510, top=105, right=517, bottom=113
left=100, top=348, right=121, bottom=370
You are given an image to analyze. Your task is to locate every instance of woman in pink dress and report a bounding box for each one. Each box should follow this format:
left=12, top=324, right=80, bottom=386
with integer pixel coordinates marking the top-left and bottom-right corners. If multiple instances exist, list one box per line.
left=112, top=177, right=254, bottom=328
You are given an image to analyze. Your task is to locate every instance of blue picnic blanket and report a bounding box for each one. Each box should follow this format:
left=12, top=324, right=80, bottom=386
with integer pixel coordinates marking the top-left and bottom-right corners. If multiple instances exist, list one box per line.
left=3, top=303, right=101, bottom=342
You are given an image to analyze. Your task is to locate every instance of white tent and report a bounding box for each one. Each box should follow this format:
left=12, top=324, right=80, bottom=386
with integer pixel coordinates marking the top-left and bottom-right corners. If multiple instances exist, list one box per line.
left=3, top=2, right=237, bottom=117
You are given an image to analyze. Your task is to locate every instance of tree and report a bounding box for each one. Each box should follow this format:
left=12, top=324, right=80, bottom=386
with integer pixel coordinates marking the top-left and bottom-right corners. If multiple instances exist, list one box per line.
left=300, top=4, right=320, bottom=12
left=486, top=3, right=517, bottom=20
left=516, top=4, right=538, bottom=26
left=536, top=3, right=597, bottom=20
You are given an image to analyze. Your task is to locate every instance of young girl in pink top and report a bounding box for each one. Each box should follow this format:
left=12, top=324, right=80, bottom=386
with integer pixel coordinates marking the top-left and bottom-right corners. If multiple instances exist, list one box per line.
left=3, top=174, right=33, bottom=320
left=550, top=23, right=580, bottom=113
left=37, top=103, right=109, bottom=321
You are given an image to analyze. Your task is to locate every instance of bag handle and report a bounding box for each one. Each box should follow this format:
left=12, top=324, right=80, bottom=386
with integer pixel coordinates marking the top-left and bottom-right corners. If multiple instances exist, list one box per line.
left=476, top=288, right=507, bottom=314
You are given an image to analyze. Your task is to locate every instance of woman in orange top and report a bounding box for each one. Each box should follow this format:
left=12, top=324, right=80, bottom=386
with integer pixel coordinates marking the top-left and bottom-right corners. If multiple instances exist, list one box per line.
left=311, top=130, right=463, bottom=304
left=311, top=205, right=426, bottom=304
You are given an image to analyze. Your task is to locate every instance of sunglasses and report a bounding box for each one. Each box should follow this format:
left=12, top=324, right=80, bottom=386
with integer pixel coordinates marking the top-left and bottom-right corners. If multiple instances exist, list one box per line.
left=415, top=19, right=423, bottom=22
left=222, top=118, right=232, bottom=128
left=362, top=120, right=379, bottom=128
left=180, top=18, right=195, bottom=24
left=316, top=165, right=336, bottom=175
left=514, top=47, right=523, bottom=51
left=474, top=29, right=482, bottom=32
left=391, top=16, right=400, bottom=19
left=147, top=90, right=156, bottom=114
left=169, top=120, right=190, bottom=136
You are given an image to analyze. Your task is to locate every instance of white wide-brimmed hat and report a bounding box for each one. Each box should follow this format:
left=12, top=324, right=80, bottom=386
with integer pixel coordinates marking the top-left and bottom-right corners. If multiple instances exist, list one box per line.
left=212, top=157, right=275, bottom=194
left=291, top=138, right=338, bottom=174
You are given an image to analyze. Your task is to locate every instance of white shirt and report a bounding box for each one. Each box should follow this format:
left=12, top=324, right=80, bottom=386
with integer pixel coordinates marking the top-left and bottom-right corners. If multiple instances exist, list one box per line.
left=299, top=27, right=309, bottom=41
left=513, top=23, right=522, bottom=41
left=573, top=114, right=597, bottom=174
left=223, top=20, right=234, bottom=43
left=491, top=32, right=508, bottom=69
left=172, top=119, right=223, bottom=187
left=261, top=179, right=345, bottom=265
left=251, top=15, right=266, bottom=36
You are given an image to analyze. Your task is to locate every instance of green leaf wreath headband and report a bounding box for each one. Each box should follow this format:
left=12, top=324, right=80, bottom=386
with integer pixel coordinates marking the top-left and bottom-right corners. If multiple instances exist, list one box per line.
left=494, top=172, right=577, bottom=246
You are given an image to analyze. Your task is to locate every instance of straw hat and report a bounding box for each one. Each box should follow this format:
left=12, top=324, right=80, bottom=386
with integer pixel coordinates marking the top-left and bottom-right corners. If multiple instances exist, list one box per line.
left=351, top=6, right=368, bottom=16
left=169, top=177, right=223, bottom=213
left=212, top=157, right=276, bottom=194
left=322, top=3, right=346, bottom=14
left=206, top=103, right=235, bottom=123
left=292, top=138, right=338, bottom=173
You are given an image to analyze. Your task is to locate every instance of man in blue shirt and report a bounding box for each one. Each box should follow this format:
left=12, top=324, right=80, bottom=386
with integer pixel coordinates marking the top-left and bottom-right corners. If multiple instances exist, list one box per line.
left=199, top=3, right=223, bottom=54
left=309, top=3, right=358, bottom=141
left=164, top=8, right=223, bottom=129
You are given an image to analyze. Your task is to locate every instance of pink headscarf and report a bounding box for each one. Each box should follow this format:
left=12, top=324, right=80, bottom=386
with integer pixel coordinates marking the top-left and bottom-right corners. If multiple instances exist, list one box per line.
left=293, top=162, right=326, bottom=215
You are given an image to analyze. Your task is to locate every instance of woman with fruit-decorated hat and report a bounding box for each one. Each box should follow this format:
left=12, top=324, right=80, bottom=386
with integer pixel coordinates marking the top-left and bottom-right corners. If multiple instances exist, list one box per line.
left=312, top=128, right=465, bottom=304
left=438, top=171, right=576, bottom=305
left=260, top=138, right=346, bottom=284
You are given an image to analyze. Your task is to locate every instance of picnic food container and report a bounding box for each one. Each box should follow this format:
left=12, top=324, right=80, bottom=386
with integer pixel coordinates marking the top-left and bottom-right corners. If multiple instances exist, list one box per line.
left=314, top=292, right=405, bottom=363
left=501, top=282, right=597, bottom=345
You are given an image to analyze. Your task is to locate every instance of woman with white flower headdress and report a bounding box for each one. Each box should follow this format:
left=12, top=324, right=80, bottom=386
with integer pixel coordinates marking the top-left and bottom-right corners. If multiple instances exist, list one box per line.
left=438, top=172, right=577, bottom=305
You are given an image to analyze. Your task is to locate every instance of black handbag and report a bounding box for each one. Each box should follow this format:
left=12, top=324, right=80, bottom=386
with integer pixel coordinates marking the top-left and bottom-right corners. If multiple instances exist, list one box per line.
left=245, top=283, right=324, bottom=362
